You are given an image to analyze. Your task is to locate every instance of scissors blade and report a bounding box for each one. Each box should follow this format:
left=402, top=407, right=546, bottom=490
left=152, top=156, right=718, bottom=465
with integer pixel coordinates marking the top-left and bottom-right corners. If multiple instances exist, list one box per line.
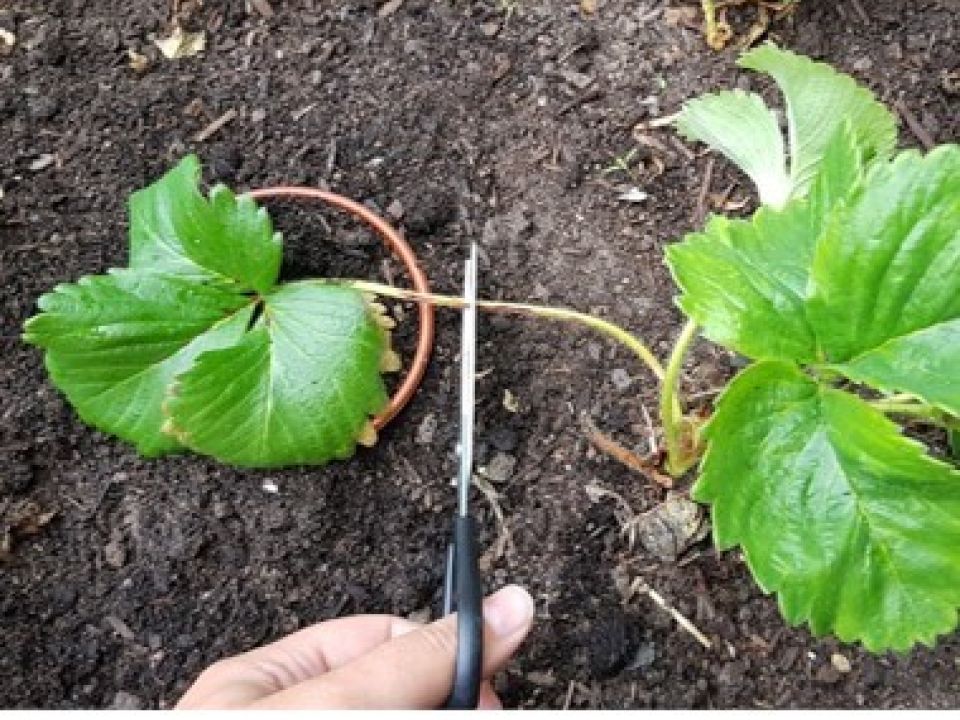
left=457, top=243, right=478, bottom=517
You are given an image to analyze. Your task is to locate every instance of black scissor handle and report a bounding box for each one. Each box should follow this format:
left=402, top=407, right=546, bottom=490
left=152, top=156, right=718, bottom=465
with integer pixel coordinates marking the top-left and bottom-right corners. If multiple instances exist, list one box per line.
left=442, top=515, right=483, bottom=709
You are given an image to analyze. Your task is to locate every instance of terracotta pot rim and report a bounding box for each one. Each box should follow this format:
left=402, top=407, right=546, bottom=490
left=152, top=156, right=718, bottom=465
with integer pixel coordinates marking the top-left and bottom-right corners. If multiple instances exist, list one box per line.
left=246, top=186, right=434, bottom=431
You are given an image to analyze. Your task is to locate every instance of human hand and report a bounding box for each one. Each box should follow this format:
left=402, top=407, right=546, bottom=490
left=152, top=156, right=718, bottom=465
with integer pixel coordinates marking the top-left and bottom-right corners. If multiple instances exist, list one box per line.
left=177, top=585, right=534, bottom=710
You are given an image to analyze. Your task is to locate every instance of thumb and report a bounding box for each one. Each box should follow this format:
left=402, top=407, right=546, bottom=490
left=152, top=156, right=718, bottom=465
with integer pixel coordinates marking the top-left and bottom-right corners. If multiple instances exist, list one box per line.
left=255, top=585, right=534, bottom=709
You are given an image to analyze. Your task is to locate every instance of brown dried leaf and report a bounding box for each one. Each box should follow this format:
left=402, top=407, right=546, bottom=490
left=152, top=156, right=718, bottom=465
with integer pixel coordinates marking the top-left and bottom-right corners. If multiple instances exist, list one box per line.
left=0, top=501, right=57, bottom=562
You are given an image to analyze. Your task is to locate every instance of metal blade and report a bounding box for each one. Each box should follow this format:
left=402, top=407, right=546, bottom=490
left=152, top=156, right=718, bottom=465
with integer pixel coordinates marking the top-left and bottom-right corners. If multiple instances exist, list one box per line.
left=457, top=243, right=478, bottom=518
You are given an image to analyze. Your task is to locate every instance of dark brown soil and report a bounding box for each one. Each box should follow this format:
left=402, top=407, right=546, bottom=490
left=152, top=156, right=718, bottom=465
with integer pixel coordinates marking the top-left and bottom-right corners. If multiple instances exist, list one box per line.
left=2, top=0, right=959, bottom=710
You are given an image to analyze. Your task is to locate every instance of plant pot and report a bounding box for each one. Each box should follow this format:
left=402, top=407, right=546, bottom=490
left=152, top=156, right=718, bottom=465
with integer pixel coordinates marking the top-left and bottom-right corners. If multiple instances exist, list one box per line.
left=247, top=186, right=435, bottom=431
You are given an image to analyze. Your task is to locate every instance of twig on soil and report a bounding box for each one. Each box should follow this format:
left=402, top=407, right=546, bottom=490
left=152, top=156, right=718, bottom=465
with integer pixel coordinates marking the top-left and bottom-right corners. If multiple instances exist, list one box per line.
left=193, top=108, right=237, bottom=142
left=562, top=680, right=577, bottom=711
left=581, top=415, right=673, bottom=488
left=640, top=403, right=658, bottom=456
left=694, top=156, right=715, bottom=226
left=630, top=577, right=713, bottom=649
left=644, top=112, right=680, bottom=128
left=473, top=474, right=516, bottom=559
left=894, top=100, right=935, bottom=150
left=556, top=87, right=603, bottom=117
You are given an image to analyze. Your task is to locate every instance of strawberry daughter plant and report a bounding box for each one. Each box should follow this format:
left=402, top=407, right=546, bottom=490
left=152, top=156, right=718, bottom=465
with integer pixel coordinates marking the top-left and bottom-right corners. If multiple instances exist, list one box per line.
left=24, top=46, right=960, bottom=653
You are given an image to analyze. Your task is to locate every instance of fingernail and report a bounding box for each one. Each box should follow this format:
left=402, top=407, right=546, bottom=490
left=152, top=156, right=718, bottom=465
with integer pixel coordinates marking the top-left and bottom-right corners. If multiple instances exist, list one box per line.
left=483, top=585, right=534, bottom=638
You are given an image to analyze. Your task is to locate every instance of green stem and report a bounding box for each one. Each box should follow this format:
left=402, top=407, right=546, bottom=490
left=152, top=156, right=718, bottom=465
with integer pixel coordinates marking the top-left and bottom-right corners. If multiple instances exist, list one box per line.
left=869, top=400, right=943, bottom=420
left=339, top=279, right=666, bottom=381
left=660, top=319, right=700, bottom=476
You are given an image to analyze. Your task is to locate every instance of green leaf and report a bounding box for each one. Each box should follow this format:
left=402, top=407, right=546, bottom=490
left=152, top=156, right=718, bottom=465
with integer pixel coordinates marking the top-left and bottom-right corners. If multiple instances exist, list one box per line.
left=666, top=200, right=819, bottom=362
left=809, top=146, right=960, bottom=359
left=22, top=270, right=253, bottom=456
left=129, top=155, right=282, bottom=294
left=676, top=90, right=791, bottom=207
left=809, top=145, right=960, bottom=410
left=669, top=143, right=960, bottom=410
left=806, top=121, right=866, bottom=228
left=835, top=320, right=960, bottom=417
left=166, top=283, right=389, bottom=467
left=676, top=44, right=896, bottom=207
left=739, top=44, right=897, bottom=196
left=695, top=360, right=960, bottom=651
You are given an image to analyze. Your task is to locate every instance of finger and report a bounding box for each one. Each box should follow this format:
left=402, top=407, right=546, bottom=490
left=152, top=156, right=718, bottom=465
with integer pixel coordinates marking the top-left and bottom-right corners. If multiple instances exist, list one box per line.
left=256, top=585, right=534, bottom=709
left=177, top=615, right=420, bottom=708
left=477, top=681, right=503, bottom=711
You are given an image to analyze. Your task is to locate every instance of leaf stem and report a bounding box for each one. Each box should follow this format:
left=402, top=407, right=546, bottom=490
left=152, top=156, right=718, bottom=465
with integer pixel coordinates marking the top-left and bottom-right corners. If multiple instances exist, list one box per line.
left=660, top=319, right=700, bottom=476
left=869, top=399, right=943, bottom=420
left=337, top=280, right=666, bottom=381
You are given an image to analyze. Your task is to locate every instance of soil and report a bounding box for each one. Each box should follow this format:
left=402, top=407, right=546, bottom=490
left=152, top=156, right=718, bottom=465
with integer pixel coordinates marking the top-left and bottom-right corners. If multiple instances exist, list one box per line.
left=2, top=0, right=959, bottom=710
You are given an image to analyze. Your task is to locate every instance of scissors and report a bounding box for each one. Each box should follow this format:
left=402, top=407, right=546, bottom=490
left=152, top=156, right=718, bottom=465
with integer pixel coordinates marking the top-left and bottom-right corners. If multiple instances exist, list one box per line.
left=441, top=242, right=483, bottom=709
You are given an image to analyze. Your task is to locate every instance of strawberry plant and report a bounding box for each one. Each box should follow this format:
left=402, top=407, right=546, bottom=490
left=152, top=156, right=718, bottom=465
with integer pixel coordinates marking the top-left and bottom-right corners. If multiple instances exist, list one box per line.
left=23, top=45, right=959, bottom=652
left=666, top=46, right=960, bottom=651
left=23, top=156, right=397, bottom=467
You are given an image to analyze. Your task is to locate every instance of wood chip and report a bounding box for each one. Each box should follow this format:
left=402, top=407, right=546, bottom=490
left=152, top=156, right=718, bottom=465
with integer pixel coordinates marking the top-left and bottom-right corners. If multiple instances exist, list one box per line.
left=250, top=0, right=274, bottom=18
left=29, top=154, right=57, bottom=171
left=104, top=615, right=136, bottom=641
left=291, top=103, right=316, bottom=122
left=894, top=100, right=935, bottom=150
left=378, top=0, right=403, bottom=17
left=193, top=108, right=237, bottom=142
left=127, top=48, right=150, bottom=73
left=0, top=27, right=16, bottom=55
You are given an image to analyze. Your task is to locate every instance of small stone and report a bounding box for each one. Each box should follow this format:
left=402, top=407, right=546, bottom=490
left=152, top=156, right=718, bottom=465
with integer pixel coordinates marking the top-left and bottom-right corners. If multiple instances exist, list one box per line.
left=816, top=663, right=841, bottom=684
left=262, top=481, right=279, bottom=494
left=484, top=452, right=516, bottom=484
left=103, top=530, right=126, bottom=569
left=27, top=95, right=59, bottom=120
left=610, top=368, right=632, bottom=391
left=415, top=413, right=437, bottom=445
left=628, top=641, right=657, bottom=670
left=386, top=199, right=404, bottom=220
left=111, top=691, right=143, bottom=710
left=559, top=68, right=594, bottom=90
left=634, top=495, right=705, bottom=561
left=480, top=21, right=500, bottom=37
left=852, top=56, right=873, bottom=72
left=526, top=670, right=557, bottom=687
left=250, top=108, right=267, bottom=123
left=831, top=653, right=852, bottom=674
